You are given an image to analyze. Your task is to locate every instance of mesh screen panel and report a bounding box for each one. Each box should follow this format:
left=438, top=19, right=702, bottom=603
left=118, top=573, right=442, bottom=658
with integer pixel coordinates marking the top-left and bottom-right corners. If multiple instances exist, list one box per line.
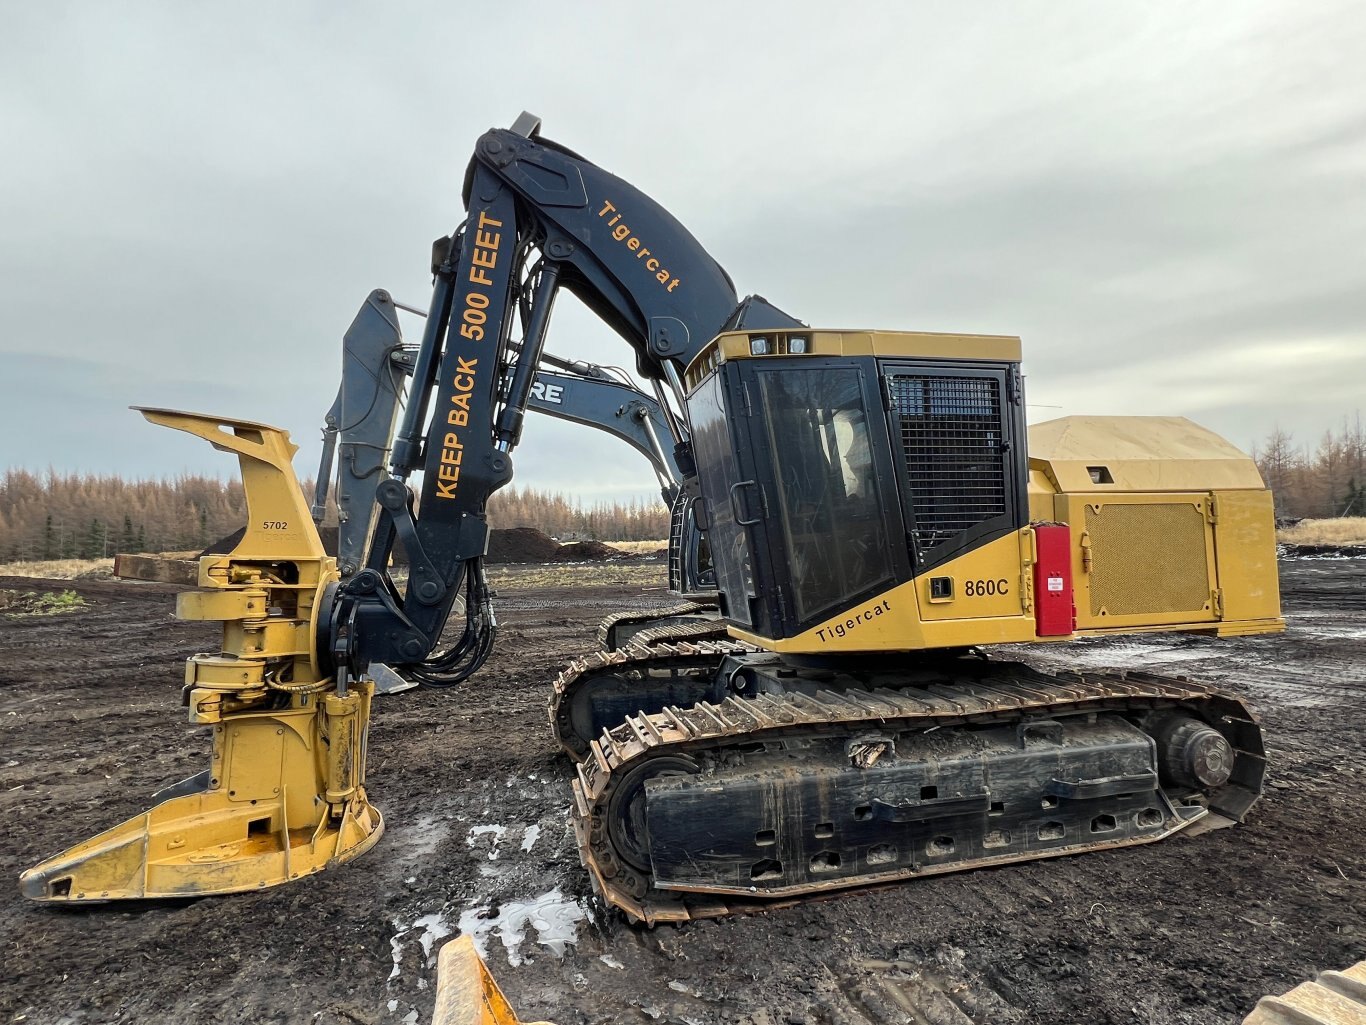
left=1085, top=503, right=1210, bottom=617
left=887, top=375, right=1007, bottom=559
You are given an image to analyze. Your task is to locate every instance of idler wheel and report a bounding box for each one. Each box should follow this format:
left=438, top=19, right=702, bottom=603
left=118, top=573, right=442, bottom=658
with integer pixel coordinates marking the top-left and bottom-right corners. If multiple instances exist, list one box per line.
left=1155, top=716, right=1234, bottom=789
left=564, top=673, right=635, bottom=754
left=605, top=755, right=699, bottom=874
left=564, top=671, right=717, bottom=756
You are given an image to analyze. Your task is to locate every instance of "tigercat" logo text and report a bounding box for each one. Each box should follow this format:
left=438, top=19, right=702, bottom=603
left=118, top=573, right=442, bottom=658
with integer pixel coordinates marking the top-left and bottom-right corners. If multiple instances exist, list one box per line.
left=815, top=599, right=892, bottom=642
left=598, top=200, right=681, bottom=293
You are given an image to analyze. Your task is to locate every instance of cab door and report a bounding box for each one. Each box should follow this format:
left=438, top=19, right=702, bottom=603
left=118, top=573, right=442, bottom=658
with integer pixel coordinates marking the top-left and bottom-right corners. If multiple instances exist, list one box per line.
left=732, top=357, right=907, bottom=637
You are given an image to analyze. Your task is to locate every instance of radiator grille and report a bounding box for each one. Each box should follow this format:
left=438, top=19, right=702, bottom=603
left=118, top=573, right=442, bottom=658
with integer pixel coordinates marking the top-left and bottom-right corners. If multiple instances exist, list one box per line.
left=1086, top=503, right=1211, bottom=617
left=888, top=374, right=1007, bottom=559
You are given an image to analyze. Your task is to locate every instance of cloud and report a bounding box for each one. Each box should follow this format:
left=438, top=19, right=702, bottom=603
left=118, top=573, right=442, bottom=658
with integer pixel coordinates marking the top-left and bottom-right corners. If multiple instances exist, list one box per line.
left=2, top=1, right=1363, bottom=500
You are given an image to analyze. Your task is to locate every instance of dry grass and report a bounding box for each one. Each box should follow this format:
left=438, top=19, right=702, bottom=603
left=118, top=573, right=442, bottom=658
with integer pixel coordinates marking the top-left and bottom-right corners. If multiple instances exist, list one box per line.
left=2, top=536, right=669, bottom=592
left=0, top=557, right=114, bottom=579
left=607, top=539, right=668, bottom=555
left=1278, top=517, right=1366, bottom=546
left=488, top=562, right=668, bottom=590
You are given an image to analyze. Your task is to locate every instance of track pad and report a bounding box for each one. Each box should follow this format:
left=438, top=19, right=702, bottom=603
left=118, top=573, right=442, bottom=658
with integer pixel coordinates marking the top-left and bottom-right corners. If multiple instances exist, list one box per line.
left=644, top=716, right=1184, bottom=897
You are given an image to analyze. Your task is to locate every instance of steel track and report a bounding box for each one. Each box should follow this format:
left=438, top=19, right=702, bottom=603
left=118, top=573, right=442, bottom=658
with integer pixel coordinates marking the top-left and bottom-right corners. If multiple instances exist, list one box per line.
left=551, top=641, right=1265, bottom=924
left=594, top=601, right=713, bottom=649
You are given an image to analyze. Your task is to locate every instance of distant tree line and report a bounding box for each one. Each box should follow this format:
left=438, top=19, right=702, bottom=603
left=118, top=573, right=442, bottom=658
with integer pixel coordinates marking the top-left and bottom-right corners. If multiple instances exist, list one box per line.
left=0, top=470, right=669, bottom=562
left=488, top=485, right=670, bottom=541
left=0, top=470, right=252, bottom=561
left=1253, top=415, right=1366, bottom=519
left=10, top=410, right=1354, bottom=562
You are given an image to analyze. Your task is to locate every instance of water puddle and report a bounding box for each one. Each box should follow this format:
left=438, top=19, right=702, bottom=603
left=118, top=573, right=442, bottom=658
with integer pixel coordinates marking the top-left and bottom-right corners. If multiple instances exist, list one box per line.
left=1292, top=624, right=1366, bottom=641
left=457, top=887, right=589, bottom=966
left=412, top=912, right=453, bottom=958
left=1057, top=641, right=1215, bottom=670
left=466, top=823, right=508, bottom=859
left=387, top=919, right=405, bottom=981
left=391, top=813, right=450, bottom=858
left=1123, top=647, right=1214, bottom=665
left=387, top=911, right=453, bottom=981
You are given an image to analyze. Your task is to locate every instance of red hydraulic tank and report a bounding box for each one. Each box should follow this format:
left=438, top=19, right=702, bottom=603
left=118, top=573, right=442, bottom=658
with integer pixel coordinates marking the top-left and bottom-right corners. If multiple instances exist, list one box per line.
left=1033, top=524, right=1075, bottom=637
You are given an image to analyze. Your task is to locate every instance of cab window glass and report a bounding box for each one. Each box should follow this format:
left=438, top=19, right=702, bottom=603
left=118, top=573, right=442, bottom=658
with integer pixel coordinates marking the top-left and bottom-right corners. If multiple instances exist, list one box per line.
left=758, top=367, right=890, bottom=622
left=687, top=372, right=755, bottom=626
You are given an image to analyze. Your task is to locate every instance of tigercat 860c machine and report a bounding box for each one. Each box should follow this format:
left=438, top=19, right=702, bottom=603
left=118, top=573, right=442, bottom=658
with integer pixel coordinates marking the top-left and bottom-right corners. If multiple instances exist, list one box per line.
left=22, top=114, right=1281, bottom=929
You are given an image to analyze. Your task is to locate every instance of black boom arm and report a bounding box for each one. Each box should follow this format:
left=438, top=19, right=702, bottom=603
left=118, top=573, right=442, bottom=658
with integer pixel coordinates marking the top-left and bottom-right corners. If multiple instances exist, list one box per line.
left=329, top=113, right=799, bottom=684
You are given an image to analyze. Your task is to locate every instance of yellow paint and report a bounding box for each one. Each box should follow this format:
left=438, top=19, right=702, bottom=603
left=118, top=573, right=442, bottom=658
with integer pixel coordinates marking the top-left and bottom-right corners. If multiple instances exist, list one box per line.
left=433, top=936, right=557, bottom=1025
left=729, top=469, right=1284, bottom=653
left=729, top=531, right=1039, bottom=653
left=1028, top=467, right=1058, bottom=521
left=1211, top=490, right=1282, bottom=623
left=685, top=329, right=1021, bottom=389
left=21, top=410, right=383, bottom=902
left=137, top=407, right=325, bottom=561
left=1039, top=487, right=1284, bottom=638
left=1027, top=417, right=1282, bottom=638
left=1029, top=416, right=1266, bottom=493
left=914, top=533, right=1029, bottom=622
left=1062, top=492, right=1220, bottom=630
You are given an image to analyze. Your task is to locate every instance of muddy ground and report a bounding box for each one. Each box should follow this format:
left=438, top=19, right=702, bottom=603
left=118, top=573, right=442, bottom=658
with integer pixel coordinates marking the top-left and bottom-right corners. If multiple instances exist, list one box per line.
left=1, top=557, right=1363, bottom=1025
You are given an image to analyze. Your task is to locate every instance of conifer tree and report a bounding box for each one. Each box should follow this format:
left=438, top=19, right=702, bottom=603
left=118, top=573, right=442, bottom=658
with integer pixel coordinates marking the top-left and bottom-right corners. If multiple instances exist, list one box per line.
left=1342, top=477, right=1364, bottom=517
left=80, top=518, right=101, bottom=558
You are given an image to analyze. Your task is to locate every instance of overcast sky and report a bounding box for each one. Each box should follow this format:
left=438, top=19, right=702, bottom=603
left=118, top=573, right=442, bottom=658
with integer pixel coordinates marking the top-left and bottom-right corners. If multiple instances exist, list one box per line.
left=2, top=2, right=1363, bottom=504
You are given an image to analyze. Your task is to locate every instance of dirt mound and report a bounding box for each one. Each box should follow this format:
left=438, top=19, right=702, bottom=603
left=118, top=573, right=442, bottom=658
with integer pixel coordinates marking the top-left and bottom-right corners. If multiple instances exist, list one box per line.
left=201, top=526, right=245, bottom=555
left=204, top=524, right=626, bottom=565
left=553, top=539, right=626, bottom=562
left=451, top=527, right=626, bottom=564
left=201, top=526, right=344, bottom=558
left=484, top=526, right=563, bottom=564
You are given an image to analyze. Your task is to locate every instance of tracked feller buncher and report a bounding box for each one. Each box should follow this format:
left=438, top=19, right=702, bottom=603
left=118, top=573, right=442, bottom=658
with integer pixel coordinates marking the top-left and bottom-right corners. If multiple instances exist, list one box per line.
left=23, top=115, right=1282, bottom=935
